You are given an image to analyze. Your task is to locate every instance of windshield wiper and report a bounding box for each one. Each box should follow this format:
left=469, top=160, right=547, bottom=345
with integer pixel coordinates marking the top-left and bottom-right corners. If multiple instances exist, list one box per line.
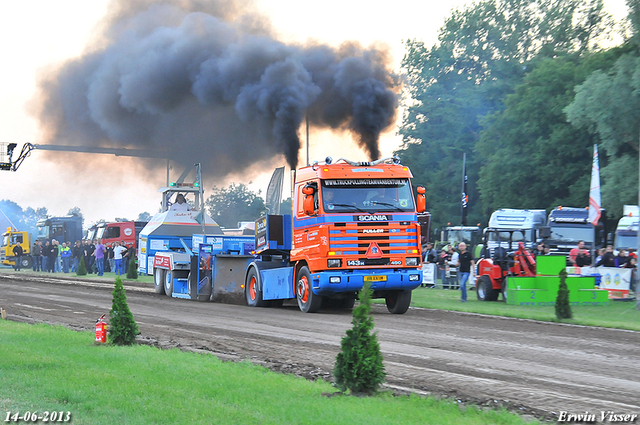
left=329, top=203, right=368, bottom=213
left=372, top=202, right=405, bottom=212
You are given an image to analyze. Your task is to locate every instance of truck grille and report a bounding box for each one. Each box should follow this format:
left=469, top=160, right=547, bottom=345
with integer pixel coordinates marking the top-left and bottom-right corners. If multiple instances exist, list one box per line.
left=329, top=223, right=418, bottom=260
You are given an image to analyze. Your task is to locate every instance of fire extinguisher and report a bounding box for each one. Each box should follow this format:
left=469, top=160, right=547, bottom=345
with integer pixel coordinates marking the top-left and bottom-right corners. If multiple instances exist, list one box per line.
left=95, top=314, right=107, bottom=343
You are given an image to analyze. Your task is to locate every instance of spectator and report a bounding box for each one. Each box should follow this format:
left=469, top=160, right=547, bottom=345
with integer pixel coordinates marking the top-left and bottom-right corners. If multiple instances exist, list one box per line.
left=534, top=242, right=546, bottom=256
left=596, top=245, right=616, bottom=268
left=615, top=249, right=628, bottom=268
left=94, top=239, right=106, bottom=276
left=32, top=241, right=42, bottom=272
left=569, top=240, right=590, bottom=267
left=107, top=243, right=115, bottom=273
left=46, top=240, right=57, bottom=273
left=594, top=248, right=604, bottom=266
left=436, top=245, right=449, bottom=289
left=12, top=243, right=24, bottom=271
left=60, top=242, right=72, bottom=273
left=54, top=240, right=61, bottom=273
left=456, top=242, right=474, bottom=303
left=71, top=241, right=82, bottom=272
left=113, top=242, right=127, bottom=276
left=448, top=245, right=459, bottom=289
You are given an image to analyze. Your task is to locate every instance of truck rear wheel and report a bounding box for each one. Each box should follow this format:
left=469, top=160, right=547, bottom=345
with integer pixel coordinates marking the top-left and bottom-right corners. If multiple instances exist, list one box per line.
left=245, top=267, right=266, bottom=307
left=386, top=290, right=412, bottom=314
left=153, top=268, right=166, bottom=295
left=296, top=266, right=322, bottom=313
left=477, top=275, right=499, bottom=301
left=20, top=257, right=33, bottom=269
left=164, top=270, right=174, bottom=297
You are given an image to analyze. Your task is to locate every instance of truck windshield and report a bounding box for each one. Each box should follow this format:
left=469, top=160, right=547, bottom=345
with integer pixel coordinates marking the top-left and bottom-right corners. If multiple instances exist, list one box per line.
left=616, top=234, right=637, bottom=250
left=445, top=229, right=477, bottom=244
left=321, top=179, right=415, bottom=213
left=37, top=225, right=49, bottom=240
left=96, top=227, right=106, bottom=239
left=549, top=226, right=594, bottom=242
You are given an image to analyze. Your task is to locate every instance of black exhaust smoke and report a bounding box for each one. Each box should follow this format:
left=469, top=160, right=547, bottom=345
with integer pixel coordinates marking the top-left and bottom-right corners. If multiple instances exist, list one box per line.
left=35, top=0, right=399, bottom=174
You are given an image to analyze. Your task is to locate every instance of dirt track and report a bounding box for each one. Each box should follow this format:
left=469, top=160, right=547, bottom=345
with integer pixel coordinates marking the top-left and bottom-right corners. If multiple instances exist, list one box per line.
left=1, top=272, right=639, bottom=422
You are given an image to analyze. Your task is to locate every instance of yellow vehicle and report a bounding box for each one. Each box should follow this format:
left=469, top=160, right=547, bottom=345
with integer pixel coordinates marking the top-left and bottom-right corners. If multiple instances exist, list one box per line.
left=1, top=227, right=32, bottom=269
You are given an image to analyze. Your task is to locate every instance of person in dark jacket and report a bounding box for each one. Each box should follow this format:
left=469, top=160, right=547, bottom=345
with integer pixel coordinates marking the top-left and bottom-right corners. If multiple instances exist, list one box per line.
left=596, top=245, right=616, bottom=268
left=12, top=244, right=24, bottom=271
left=32, top=241, right=42, bottom=272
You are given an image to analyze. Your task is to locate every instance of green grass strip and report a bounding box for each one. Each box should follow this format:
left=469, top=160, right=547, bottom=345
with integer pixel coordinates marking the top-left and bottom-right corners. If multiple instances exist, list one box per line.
left=405, top=288, right=640, bottom=331
left=0, top=320, right=536, bottom=425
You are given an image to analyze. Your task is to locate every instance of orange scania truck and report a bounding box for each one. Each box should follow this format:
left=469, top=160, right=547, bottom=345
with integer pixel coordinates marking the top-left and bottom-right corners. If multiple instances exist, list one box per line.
left=246, top=156, right=426, bottom=314
left=151, top=157, right=426, bottom=314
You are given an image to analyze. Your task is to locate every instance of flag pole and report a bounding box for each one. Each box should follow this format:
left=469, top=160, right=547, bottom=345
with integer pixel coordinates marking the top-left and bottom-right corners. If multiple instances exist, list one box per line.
left=461, top=153, right=467, bottom=226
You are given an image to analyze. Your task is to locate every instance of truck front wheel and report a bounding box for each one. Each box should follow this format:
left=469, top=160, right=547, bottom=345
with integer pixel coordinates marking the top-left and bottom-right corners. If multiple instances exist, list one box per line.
left=477, top=275, right=499, bottom=301
left=245, top=268, right=266, bottom=307
left=296, top=266, right=322, bottom=313
left=386, top=290, right=412, bottom=314
left=153, top=268, right=166, bottom=295
left=20, top=256, right=33, bottom=269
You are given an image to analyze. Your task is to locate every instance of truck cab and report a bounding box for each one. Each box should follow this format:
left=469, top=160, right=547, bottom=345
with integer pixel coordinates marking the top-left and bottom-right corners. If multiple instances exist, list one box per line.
left=1, top=227, right=31, bottom=268
left=614, top=205, right=639, bottom=252
left=487, top=208, right=547, bottom=251
left=282, top=157, right=424, bottom=313
left=36, top=215, right=83, bottom=244
left=546, top=206, right=607, bottom=259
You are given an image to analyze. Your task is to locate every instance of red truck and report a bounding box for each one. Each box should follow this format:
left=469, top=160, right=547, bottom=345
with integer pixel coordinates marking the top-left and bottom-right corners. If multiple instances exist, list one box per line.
left=86, top=221, right=147, bottom=248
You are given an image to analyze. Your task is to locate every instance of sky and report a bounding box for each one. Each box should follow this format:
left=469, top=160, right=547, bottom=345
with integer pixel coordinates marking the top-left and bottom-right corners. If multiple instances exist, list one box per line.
left=0, top=0, right=630, bottom=227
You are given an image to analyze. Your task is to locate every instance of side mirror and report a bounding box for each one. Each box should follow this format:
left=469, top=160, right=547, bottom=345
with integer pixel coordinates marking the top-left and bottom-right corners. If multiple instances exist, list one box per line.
left=416, top=186, right=426, bottom=213
left=302, top=185, right=316, bottom=216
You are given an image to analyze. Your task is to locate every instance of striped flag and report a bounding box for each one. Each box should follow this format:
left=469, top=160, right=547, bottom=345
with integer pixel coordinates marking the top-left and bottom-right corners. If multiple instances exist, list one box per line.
left=588, top=144, right=601, bottom=225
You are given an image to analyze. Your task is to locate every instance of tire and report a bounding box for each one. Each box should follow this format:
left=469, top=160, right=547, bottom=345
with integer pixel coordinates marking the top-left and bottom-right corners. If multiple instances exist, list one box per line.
left=20, top=257, right=32, bottom=269
left=477, top=275, right=499, bottom=301
left=386, top=290, right=412, bottom=314
left=245, top=267, right=266, bottom=307
left=296, top=266, right=322, bottom=313
left=164, top=270, right=174, bottom=297
left=153, top=268, right=166, bottom=295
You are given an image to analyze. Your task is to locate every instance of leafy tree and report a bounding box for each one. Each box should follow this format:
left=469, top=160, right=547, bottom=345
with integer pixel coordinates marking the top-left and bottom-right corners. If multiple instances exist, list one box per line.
left=396, top=0, right=610, bottom=228
left=476, top=48, right=624, bottom=216
left=204, top=183, right=266, bottom=228
left=555, top=268, right=573, bottom=319
left=0, top=200, right=47, bottom=235
left=565, top=52, right=640, bottom=218
left=67, top=207, right=84, bottom=227
left=109, top=276, right=139, bottom=345
left=136, top=211, right=152, bottom=222
left=334, top=282, right=385, bottom=395
left=279, top=197, right=292, bottom=215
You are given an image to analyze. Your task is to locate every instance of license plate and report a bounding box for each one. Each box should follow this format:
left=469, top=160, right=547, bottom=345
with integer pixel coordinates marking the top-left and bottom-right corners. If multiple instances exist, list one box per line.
left=364, top=275, right=387, bottom=282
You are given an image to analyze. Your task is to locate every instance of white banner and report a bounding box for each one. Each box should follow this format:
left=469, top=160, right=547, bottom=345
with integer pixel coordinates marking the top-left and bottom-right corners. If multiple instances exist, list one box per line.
left=576, top=266, right=631, bottom=291
left=422, top=263, right=436, bottom=285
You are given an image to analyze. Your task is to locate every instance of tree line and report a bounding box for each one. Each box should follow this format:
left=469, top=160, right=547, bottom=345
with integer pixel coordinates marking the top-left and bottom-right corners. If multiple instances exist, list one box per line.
left=396, top=0, right=640, bottom=229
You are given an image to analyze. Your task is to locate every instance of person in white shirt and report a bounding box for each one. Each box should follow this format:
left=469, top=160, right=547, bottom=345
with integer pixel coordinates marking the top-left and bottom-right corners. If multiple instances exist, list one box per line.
left=170, top=194, right=192, bottom=211
left=113, top=242, right=127, bottom=276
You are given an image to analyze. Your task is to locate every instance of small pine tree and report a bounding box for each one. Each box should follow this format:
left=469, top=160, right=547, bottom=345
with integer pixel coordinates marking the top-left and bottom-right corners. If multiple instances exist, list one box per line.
left=77, top=256, right=87, bottom=276
left=109, top=277, right=139, bottom=345
left=126, top=252, right=138, bottom=279
left=556, top=268, right=573, bottom=320
left=334, top=282, right=385, bottom=395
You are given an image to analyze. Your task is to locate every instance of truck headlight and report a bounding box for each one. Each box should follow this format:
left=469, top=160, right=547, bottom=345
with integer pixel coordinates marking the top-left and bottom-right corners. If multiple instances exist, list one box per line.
left=406, top=257, right=419, bottom=266
left=328, top=259, right=342, bottom=268
left=409, top=274, right=420, bottom=281
left=330, top=276, right=341, bottom=283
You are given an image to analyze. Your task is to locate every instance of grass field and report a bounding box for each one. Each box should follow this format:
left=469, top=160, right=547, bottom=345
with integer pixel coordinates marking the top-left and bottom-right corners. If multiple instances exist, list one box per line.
left=0, top=320, right=537, bottom=425
left=405, top=286, right=640, bottom=331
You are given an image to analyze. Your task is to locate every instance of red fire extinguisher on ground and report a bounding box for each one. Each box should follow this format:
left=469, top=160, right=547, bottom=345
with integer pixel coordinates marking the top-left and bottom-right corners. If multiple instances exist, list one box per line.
left=95, top=314, right=107, bottom=343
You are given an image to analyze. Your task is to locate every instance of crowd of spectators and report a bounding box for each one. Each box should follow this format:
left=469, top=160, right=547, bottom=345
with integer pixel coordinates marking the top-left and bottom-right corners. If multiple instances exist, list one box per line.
left=12, top=239, right=137, bottom=276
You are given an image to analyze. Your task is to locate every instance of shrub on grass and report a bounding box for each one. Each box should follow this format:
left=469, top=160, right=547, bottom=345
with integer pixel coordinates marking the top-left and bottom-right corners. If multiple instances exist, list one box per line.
left=126, top=252, right=138, bottom=279
left=334, top=282, right=385, bottom=395
left=109, top=277, right=139, bottom=345
left=556, top=268, right=572, bottom=320
left=77, top=256, right=87, bottom=276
